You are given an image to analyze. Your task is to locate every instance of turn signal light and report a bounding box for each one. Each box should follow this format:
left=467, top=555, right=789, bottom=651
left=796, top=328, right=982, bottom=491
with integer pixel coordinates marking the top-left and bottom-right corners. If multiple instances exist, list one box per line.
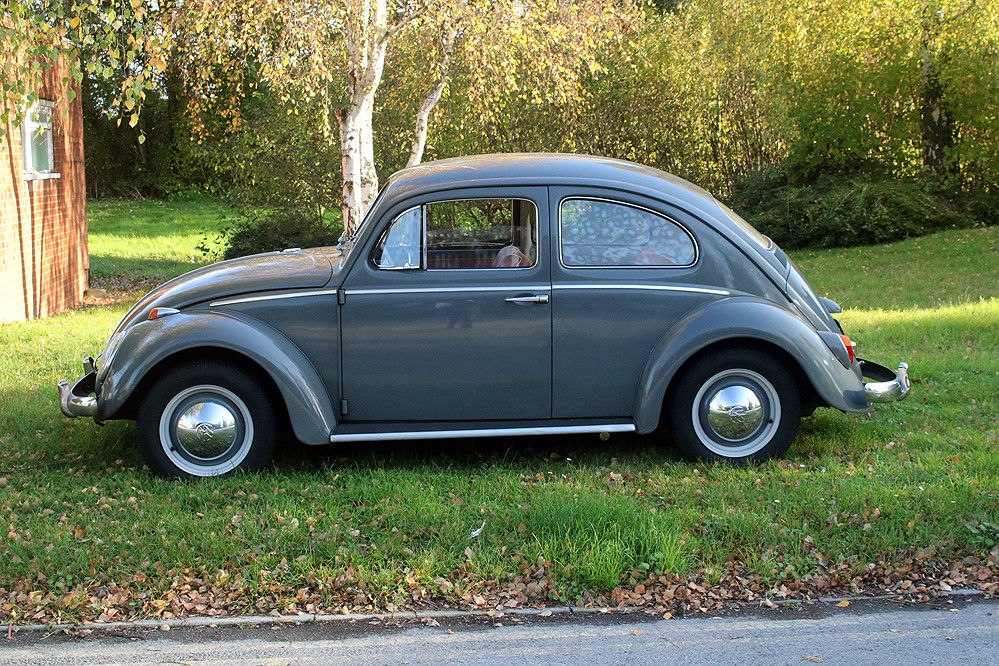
left=838, top=334, right=856, bottom=364
left=148, top=308, right=180, bottom=320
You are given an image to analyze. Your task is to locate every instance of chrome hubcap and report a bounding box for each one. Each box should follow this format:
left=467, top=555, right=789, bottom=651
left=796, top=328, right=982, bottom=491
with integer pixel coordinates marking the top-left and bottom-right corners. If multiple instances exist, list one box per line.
left=692, top=369, right=780, bottom=457
left=175, top=400, right=239, bottom=459
left=159, top=385, right=254, bottom=476
left=705, top=385, right=765, bottom=440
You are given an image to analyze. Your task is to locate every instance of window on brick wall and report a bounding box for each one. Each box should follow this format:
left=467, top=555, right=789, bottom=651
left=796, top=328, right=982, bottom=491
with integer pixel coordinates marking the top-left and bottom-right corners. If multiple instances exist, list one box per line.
left=21, top=99, right=60, bottom=181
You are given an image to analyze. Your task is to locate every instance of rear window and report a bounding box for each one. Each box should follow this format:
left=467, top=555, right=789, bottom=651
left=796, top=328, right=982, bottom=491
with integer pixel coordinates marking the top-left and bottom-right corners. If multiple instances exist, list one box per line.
left=715, top=200, right=774, bottom=250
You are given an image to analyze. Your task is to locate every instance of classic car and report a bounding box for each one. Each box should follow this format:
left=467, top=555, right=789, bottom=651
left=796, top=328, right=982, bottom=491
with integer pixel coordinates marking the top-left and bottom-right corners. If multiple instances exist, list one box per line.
left=59, top=154, right=910, bottom=478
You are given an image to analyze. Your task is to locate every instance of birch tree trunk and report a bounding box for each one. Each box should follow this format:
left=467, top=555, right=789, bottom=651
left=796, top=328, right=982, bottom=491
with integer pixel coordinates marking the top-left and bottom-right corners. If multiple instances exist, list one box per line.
left=406, top=79, right=447, bottom=167
left=338, top=0, right=390, bottom=234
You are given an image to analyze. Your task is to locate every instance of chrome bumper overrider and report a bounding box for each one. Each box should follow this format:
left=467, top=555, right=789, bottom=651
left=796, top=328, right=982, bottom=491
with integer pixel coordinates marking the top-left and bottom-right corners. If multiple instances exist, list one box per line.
left=58, top=357, right=99, bottom=418
left=860, top=359, right=911, bottom=404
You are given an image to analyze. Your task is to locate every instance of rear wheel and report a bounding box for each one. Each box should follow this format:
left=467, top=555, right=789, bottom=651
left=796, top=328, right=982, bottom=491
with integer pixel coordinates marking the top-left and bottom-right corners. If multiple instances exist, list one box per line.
left=667, top=350, right=801, bottom=463
left=137, top=360, right=276, bottom=479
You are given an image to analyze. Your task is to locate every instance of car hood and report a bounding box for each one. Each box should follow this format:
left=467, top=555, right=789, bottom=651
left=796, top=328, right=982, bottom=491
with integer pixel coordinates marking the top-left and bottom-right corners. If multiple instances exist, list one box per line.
left=112, top=248, right=337, bottom=335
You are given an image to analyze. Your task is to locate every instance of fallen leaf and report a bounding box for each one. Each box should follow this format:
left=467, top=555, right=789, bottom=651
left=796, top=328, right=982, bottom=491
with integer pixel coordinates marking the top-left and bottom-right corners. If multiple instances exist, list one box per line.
left=836, top=600, right=850, bottom=608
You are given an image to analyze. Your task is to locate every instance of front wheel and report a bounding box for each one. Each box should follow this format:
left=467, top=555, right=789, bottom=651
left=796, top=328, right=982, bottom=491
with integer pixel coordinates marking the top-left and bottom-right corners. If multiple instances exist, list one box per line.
left=137, top=361, right=276, bottom=479
left=667, top=350, right=801, bottom=463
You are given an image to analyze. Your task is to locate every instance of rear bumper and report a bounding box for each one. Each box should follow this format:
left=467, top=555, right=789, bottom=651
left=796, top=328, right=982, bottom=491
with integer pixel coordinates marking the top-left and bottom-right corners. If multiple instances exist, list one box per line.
left=58, top=357, right=99, bottom=418
left=860, top=359, right=911, bottom=404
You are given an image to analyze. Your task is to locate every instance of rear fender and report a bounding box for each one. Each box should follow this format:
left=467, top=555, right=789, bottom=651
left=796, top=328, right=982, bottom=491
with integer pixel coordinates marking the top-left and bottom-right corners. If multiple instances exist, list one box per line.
left=633, top=298, right=868, bottom=433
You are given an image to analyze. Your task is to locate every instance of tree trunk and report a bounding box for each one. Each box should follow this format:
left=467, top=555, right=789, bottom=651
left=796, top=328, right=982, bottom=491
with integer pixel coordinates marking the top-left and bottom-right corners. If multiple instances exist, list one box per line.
left=406, top=79, right=446, bottom=167
left=336, top=0, right=391, bottom=234
left=919, top=0, right=957, bottom=183
left=920, top=57, right=955, bottom=180
left=337, top=37, right=389, bottom=233
left=337, top=105, right=364, bottom=235
left=337, top=101, right=381, bottom=234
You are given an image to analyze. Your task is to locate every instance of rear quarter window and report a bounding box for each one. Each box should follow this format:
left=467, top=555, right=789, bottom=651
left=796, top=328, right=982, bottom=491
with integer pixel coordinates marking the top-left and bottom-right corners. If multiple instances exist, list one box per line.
left=559, top=198, right=696, bottom=267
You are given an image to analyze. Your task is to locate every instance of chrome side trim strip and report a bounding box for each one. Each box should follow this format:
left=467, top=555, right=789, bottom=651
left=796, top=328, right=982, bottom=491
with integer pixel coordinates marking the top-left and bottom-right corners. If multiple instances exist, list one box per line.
left=330, top=423, right=635, bottom=443
left=343, top=284, right=725, bottom=297
left=345, top=285, right=551, bottom=296
left=553, top=284, right=730, bottom=296
left=210, top=289, right=339, bottom=307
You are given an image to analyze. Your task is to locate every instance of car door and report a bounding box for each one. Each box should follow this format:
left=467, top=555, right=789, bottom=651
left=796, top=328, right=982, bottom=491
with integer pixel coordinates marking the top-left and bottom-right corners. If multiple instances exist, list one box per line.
left=549, top=186, right=719, bottom=419
left=339, top=187, right=552, bottom=422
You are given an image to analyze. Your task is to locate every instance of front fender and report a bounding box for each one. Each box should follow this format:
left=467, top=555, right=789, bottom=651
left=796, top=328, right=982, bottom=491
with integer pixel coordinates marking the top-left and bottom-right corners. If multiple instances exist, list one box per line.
left=97, top=311, right=337, bottom=445
left=633, top=297, right=868, bottom=433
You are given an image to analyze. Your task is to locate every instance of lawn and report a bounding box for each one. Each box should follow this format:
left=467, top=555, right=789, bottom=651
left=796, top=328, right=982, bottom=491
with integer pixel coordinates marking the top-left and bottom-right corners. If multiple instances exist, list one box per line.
left=0, top=203, right=996, bottom=625
left=86, top=198, right=229, bottom=289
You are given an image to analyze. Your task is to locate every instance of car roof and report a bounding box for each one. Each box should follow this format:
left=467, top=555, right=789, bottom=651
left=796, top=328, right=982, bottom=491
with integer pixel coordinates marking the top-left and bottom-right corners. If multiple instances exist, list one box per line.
left=383, top=153, right=717, bottom=211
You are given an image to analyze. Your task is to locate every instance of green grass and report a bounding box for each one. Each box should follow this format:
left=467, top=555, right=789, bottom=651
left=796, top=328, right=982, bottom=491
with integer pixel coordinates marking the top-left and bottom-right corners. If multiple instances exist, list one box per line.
left=794, top=225, right=999, bottom=309
left=0, top=216, right=997, bottom=623
left=87, top=198, right=228, bottom=286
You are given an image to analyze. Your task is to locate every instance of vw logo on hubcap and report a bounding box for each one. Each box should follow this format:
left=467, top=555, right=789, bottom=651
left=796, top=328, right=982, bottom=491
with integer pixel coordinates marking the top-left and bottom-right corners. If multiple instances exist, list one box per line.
left=195, top=422, right=216, bottom=441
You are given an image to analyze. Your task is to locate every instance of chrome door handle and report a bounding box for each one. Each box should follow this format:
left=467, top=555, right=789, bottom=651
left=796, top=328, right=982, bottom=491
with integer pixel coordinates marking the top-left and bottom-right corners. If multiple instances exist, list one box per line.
left=505, top=294, right=549, bottom=304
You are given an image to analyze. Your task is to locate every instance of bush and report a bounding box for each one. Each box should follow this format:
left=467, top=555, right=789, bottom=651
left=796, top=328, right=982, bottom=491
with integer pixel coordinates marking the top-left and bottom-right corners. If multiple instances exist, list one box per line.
left=200, top=210, right=343, bottom=260
left=726, top=167, right=986, bottom=250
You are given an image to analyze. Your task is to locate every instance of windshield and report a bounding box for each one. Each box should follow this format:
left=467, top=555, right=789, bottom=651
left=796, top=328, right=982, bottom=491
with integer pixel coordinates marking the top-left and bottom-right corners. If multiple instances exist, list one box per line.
left=715, top=199, right=774, bottom=250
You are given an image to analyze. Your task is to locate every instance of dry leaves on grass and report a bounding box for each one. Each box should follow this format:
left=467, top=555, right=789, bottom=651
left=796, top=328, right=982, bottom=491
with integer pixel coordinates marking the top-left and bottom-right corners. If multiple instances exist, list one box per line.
left=1, top=546, right=996, bottom=627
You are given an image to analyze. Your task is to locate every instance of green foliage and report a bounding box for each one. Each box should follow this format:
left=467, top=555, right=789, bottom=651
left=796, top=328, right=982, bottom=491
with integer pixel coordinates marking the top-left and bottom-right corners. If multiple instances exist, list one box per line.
left=727, top=165, right=985, bottom=249
left=207, top=92, right=341, bottom=219
left=82, top=70, right=213, bottom=198
left=207, top=209, right=343, bottom=261
left=191, top=91, right=345, bottom=260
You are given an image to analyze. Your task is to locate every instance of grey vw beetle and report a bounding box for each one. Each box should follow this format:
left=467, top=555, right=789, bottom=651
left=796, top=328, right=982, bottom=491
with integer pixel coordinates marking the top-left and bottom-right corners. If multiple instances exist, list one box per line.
left=59, top=154, right=910, bottom=478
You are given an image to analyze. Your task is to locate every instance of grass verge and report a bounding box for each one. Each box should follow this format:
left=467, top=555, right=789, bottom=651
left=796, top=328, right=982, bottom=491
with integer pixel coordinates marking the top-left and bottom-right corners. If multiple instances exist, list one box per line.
left=0, top=213, right=996, bottom=624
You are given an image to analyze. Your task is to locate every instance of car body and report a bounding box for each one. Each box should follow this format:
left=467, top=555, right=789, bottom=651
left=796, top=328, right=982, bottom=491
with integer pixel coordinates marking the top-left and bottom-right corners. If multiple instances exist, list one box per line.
left=59, top=154, right=910, bottom=478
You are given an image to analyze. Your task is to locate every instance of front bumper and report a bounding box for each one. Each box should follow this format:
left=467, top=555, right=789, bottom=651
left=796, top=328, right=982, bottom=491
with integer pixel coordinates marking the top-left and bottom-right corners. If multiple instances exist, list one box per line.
left=58, top=356, right=99, bottom=418
left=859, top=359, right=911, bottom=404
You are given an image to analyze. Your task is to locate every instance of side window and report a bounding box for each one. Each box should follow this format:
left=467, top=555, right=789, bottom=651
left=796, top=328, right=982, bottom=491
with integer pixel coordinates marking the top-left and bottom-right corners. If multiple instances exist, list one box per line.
left=373, top=207, right=421, bottom=269
left=560, top=199, right=696, bottom=268
left=372, top=198, right=538, bottom=270
left=426, top=199, right=537, bottom=269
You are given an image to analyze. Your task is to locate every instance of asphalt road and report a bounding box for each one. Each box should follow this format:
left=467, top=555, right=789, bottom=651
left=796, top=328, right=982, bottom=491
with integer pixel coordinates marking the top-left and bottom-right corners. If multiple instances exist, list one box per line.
left=2, top=598, right=997, bottom=665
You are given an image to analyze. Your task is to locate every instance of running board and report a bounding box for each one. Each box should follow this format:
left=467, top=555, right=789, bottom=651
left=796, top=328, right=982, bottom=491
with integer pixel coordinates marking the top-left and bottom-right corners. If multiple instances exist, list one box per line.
left=329, top=423, right=635, bottom=443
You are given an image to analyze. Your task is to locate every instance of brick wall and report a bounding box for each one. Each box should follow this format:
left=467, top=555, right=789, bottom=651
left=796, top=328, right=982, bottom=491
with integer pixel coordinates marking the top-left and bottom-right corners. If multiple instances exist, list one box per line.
left=0, top=54, right=88, bottom=323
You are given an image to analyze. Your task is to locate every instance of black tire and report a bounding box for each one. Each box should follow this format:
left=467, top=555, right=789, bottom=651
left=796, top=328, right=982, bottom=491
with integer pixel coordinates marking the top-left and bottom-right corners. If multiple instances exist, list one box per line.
left=136, top=360, right=276, bottom=479
left=666, top=349, right=801, bottom=463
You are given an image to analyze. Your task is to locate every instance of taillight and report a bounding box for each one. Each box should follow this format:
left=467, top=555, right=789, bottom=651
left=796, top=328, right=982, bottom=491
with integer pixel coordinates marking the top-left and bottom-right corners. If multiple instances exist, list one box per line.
left=838, top=334, right=856, bottom=364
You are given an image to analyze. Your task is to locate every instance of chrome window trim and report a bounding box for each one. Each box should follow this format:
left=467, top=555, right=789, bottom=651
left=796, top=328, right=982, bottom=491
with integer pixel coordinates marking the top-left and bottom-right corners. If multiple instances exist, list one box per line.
left=553, top=284, right=729, bottom=296
left=371, top=197, right=541, bottom=272
left=210, top=289, right=339, bottom=307
left=556, top=196, right=699, bottom=270
left=345, top=285, right=551, bottom=296
left=330, top=423, right=635, bottom=443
